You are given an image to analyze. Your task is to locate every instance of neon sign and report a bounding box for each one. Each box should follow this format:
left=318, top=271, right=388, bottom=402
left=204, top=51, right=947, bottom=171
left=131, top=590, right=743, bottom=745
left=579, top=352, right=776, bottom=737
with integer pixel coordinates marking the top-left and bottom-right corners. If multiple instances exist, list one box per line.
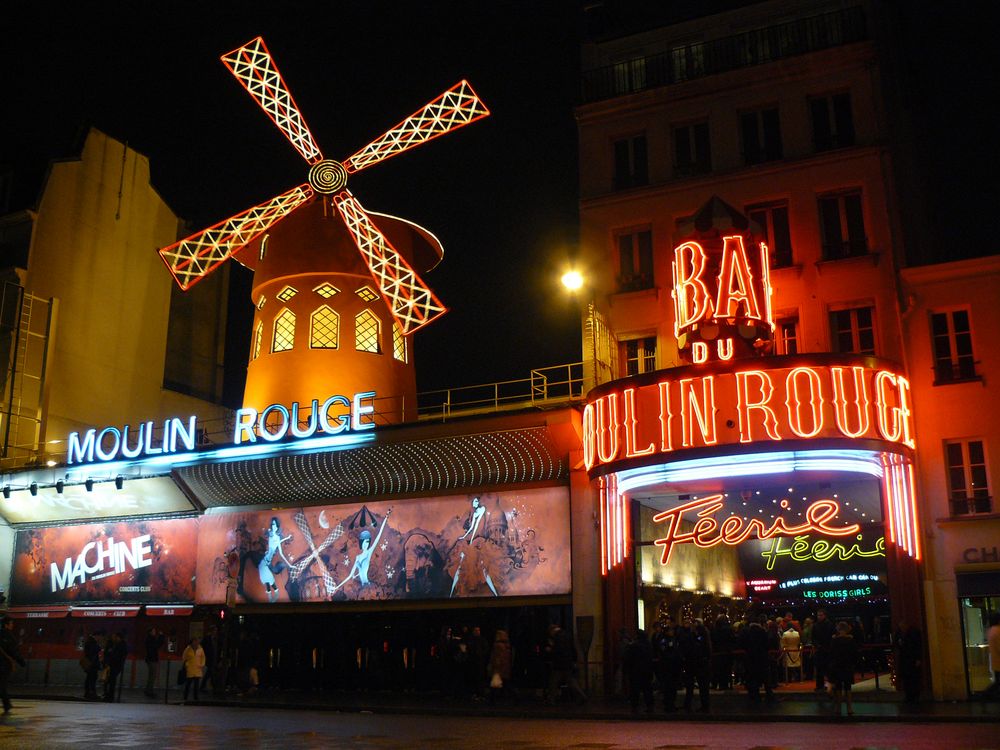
left=234, top=391, right=376, bottom=443
left=651, top=494, right=860, bottom=566
left=759, top=533, right=885, bottom=571
left=68, top=417, right=198, bottom=465
left=583, top=358, right=914, bottom=474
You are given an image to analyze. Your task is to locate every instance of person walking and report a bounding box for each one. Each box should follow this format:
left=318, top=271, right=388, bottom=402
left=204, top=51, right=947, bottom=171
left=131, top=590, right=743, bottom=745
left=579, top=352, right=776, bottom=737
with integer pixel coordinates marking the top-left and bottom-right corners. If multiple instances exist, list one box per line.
left=144, top=628, right=166, bottom=698
left=103, top=632, right=128, bottom=703
left=811, top=609, right=834, bottom=693
left=623, top=629, right=655, bottom=713
left=828, top=620, right=860, bottom=716
left=182, top=637, right=206, bottom=703
left=83, top=632, right=101, bottom=700
left=0, top=617, right=26, bottom=714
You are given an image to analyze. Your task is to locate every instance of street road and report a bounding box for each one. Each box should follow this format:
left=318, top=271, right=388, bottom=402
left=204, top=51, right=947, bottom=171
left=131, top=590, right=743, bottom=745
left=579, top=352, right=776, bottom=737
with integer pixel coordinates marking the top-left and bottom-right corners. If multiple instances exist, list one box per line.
left=0, top=700, right=996, bottom=749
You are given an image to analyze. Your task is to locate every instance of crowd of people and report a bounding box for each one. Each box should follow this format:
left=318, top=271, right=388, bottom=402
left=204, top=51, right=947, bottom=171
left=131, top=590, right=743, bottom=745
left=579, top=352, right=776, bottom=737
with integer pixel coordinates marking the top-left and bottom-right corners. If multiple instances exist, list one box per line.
left=620, top=610, right=919, bottom=716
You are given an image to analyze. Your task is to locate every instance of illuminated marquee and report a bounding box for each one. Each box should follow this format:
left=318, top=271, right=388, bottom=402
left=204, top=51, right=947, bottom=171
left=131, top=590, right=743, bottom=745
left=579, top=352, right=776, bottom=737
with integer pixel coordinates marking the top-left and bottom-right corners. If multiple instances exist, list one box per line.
left=651, top=494, right=861, bottom=566
left=68, top=417, right=198, bottom=465
left=583, top=358, right=914, bottom=474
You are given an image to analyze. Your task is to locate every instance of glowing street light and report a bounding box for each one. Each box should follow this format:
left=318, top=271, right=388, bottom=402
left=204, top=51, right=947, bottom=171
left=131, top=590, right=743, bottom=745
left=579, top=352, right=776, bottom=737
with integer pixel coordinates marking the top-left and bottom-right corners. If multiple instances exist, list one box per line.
left=561, top=269, right=584, bottom=292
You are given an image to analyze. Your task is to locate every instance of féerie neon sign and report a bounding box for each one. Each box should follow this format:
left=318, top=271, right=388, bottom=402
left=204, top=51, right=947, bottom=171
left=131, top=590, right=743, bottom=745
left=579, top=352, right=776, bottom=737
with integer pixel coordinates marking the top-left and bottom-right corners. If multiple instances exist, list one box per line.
left=759, top=533, right=885, bottom=571
left=652, top=494, right=860, bottom=565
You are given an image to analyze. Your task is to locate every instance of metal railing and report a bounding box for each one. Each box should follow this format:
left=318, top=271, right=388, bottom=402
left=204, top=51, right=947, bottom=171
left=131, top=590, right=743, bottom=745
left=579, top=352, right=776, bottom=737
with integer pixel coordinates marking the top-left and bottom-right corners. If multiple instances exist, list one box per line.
left=581, top=6, right=867, bottom=104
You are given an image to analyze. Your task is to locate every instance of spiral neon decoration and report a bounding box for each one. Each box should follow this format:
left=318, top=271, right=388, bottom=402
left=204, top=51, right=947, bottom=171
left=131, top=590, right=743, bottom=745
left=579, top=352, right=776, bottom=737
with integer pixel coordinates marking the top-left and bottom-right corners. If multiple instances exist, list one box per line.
left=308, top=160, right=348, bottom=194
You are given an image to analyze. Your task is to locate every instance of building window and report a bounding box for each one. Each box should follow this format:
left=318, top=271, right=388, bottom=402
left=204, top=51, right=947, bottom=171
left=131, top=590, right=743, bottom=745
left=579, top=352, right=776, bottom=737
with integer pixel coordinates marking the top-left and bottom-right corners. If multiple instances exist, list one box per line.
left=623, top=337, right=656, bottom=376
left=830, top=306, right=875, bottom=354
left=355, top=286, right=379, bottom=302
left=747, top=201, right=793, bottom=267
left=740, top=107, right=782, bottom=164
left=947, top=440, right=991, bottom=516
left=310, top=305, right=339, bottom=349
left=671, top=44, right=704, bottom=82
left=276, top=285, right=298, bottom=302
left=393, top=323, right=406, bottom=362
left=810, top=93, right=855, bottom=151
left=673, top=121, right=711, bottom=176
left=775, top=317, right=799, bottom=355
left=252, top=321, right=263, bottom=361
left=272, top=308, right=296, bottom=353
left=616, top=229, right=653, bottom=292
left=355, top=310, right=381, bottom=353
left=613, top=134, right=648, bottom=190
left=819, top=191, right=867, bottom=259
left=613, top=57, right=646, bottom=95
left=931, top=310, right=977, bottom=383
left=313, top=283, right=339, bottom=298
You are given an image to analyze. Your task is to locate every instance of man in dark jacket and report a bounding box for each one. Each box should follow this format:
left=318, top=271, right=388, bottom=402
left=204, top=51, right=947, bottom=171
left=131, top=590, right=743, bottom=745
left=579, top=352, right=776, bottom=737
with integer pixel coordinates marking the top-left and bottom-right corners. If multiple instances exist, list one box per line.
left=653, top=618, right=683, bottom=711
left=811, top=609, right=835, bottom=692
left=0, top=617, right=26, bottom=713
left=623, top=629, right=654, bottom=713
left=741, top=619, right=774, bottom=703
left=680, top=617, right=712, bottom=712
left=104, top=632, right=128, bottom=702
left=544, top=624, right=587, bottom=705
left=144, top=628, right=166, bottom=698
left=83, top=632, right=102, bottom=700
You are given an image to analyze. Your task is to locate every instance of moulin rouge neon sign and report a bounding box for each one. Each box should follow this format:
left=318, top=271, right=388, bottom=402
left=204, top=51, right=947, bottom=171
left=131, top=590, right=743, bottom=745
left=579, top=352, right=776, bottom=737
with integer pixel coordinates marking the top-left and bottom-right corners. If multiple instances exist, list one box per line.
left=583, top=361, right=913, bottom=473
left=652, top=494, right=861, bottom=566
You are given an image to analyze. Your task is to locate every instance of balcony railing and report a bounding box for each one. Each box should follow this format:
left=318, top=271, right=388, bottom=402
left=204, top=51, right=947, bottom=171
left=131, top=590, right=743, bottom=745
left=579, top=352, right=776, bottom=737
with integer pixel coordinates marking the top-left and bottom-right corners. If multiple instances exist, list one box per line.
left=581, top=6, right=867, bottom=104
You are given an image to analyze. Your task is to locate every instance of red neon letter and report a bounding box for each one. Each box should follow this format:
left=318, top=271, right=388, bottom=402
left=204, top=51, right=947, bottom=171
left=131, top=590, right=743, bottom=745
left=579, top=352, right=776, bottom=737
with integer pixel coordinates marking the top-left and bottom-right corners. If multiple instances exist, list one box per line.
left=672, top=242, right=711, bottom=333
left=658, top=380, right=674, bottom=453
left=679, top=376, right=718, bottom=447
left=735, top=369, right=781, bottom=443
left=874, top=370, right=903, bottom=443
left=582, top=402, right=596, bottom=470
left=623, top=387, right=654, bottom=458
left=595, top=393, right=621, bottom=464
left=831, top=366, right=871, bottom=438
left=715, top=235, right=761, bottom=321
left=784, top=367, right=824, bottom=438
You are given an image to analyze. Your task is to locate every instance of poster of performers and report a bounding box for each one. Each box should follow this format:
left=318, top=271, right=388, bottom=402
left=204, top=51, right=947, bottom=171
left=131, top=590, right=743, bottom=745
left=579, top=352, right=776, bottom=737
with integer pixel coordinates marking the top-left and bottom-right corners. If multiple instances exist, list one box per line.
left=195, top=488, right=571, bottom=604
left=10, top=517, right=199, bottom=605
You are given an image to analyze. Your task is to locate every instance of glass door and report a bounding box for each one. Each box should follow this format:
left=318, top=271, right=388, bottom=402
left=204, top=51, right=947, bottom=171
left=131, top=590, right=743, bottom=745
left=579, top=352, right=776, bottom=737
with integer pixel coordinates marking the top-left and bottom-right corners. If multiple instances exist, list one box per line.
left=960, top=596, right=997, bottom=695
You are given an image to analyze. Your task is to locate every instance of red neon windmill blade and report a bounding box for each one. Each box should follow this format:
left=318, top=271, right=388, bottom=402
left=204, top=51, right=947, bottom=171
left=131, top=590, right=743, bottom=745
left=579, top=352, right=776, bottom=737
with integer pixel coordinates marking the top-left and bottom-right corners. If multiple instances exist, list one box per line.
left=156, top=35, right=489, bottom=336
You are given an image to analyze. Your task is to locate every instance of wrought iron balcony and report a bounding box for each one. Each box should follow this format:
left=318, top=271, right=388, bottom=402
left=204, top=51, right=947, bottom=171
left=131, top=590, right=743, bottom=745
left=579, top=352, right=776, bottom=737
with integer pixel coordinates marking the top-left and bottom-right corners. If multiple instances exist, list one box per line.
left=581, top=6, right=867, bottom=104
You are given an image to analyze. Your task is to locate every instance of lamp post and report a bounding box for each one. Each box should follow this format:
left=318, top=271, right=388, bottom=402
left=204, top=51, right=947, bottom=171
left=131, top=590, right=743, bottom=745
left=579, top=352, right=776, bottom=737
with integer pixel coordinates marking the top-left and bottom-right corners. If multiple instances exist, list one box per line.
left=560, top=269, right=599, bottom=395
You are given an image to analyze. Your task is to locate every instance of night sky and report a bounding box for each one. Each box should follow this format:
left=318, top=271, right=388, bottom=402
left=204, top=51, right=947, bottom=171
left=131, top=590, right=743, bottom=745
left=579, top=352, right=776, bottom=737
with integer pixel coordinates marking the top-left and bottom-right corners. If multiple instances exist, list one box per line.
left=2, top=2, right=996, bottom=403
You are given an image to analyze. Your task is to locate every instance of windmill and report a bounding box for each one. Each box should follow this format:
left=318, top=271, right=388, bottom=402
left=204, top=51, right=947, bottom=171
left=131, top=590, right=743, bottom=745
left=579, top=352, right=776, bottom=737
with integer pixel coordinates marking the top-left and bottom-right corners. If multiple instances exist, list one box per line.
left=157, top=37, right=489, bottom=423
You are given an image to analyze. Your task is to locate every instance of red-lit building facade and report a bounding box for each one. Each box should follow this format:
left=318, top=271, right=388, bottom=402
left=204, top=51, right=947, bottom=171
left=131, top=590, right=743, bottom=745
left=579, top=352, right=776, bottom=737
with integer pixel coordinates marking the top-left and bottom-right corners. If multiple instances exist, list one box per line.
left=575, top=0, right=1000, bottom=700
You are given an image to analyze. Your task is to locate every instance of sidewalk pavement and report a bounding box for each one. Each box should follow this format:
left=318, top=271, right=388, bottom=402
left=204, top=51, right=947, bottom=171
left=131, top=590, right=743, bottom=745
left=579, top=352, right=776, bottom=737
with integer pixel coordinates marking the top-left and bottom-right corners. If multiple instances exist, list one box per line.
left=12, top=683, right=1000, bottom=723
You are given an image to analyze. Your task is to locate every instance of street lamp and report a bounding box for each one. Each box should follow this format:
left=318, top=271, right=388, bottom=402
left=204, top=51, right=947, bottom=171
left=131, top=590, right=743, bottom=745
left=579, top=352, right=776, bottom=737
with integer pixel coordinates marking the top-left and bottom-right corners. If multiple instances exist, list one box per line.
left=560, top=268, right=600, bottom=394
left=561, top=269, right=584, bottom=293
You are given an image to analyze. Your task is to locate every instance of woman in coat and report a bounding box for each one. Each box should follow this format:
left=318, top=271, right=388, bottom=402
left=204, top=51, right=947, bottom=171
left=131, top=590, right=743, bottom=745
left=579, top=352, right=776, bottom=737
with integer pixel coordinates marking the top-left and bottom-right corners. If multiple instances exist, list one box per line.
left=182, top=636, right=206, bottom=703
left=828, top=621, right=860, bottom=716
left=488, top=629, right=512, bottom=703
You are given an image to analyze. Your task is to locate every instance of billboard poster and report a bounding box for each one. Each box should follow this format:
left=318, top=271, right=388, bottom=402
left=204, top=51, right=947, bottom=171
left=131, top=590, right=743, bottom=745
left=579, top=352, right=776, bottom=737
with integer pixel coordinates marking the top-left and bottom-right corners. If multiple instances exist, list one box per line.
left=10, top=517, right=199, bottom=605
left=196, top=488, right=571, bottom=604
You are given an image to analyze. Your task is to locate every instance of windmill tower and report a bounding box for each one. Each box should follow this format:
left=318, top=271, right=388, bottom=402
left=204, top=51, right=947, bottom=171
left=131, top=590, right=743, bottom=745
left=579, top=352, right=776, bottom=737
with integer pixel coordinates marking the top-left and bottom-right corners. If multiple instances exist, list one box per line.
left=157, top=37, right=489, bottom=426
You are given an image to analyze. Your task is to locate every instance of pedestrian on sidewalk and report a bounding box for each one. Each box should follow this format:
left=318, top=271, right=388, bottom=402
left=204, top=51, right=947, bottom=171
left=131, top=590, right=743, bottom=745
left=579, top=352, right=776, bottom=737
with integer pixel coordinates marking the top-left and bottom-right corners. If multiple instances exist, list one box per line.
left=623, top=629, right=654, bottom=714
left=103, top=631, right=128, bottom=703
left=741, top=619, right=774, bottom=704
left=986, top=612, right=1000, bottom=697
left=653, top=618, right=682, bottom=712
left=544, top=624, right=586, bottom=705
left=144, top=627, right=166, bottom=698
left=894, top=621, right=922, bottom=703
left=82, top=631, right=101, bottom=700
left=488, top=629, right=512, bottom=704
left=812, top=609, right=835, bottom=693
left=680, top=617, right=712, bottom=712
left=0, top=617, right=26, bottom=714
left=829, top=620, right=859, bottom=716
left=182, top=636, right=206, bottom=703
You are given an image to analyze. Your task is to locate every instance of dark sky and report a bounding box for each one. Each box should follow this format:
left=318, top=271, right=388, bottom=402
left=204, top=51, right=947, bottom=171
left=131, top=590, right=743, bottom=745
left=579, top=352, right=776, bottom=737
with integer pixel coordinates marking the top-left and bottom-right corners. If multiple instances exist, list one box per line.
left=1, top=0, right=585, bottom=399
left=2, top=1, right=996, bottom=402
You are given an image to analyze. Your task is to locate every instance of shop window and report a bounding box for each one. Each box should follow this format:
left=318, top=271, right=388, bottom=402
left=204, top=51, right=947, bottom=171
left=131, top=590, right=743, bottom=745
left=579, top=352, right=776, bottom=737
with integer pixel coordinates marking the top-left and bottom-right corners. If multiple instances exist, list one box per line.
left=276, top=285, right=298, bottom=302
left=392, top=322, right=406, bottom=362
left=616, top=228, right=653, bottom=292
left=931, top=310, right=977, bottom=383
left=830, top=306, right=875, bottom=355
left=313, top=283, right=339, bottom=298
left=355, top=310, right=381, bottom=354
left=819, top=190, right=867, bottom=259
left=310, top=305, right=339, bottom=349
left=740, top=107, right=782, bottom=165
left=810, top=92, right=855, bottom=151
left=613, top=134, right=648, bottom=191
left=746, top=201, right=793, bottom=267
left=946, top=440, right=992, bottom=516
left=355, top=286, right=379, bottom=303
left=774, top=317, right=799, bottom=355
left=622, top=336, right=656, bottom=376
left=272, top=308, right=295, bottom=353
left=673, top=121, right=711, bottom=176
left=252, top=321, right=263, bottom=361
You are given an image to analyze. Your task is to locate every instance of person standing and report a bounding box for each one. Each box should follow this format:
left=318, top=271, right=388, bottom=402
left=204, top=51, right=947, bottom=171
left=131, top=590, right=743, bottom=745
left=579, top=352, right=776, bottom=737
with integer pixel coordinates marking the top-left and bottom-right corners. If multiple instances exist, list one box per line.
left=182, top=637, right=206, bottom=703
left=0, top=617, right=25, bottom=714
left=894, top=621, right=922, bottom=703
left=623, top=629, right=655, bottom=713
left=741, top=619, right=774, bottom=704
left=680, top=617, right=712, bottom=712
left=200, top=626, right=217, bottom=694
left=487, top=629, right=512, bottom=704
left=828, top=620, right=860, bottom=716
left=544, top=624, right=586, bottom=705
left=144, top=628, right=165, bottom=698
left=83, top=632, right=101, bottom=700
left=653, top=618, right=683, bottom=712
left=811, top=609, right=834, bottom=692
left=103, top=632, right=128, bottom=703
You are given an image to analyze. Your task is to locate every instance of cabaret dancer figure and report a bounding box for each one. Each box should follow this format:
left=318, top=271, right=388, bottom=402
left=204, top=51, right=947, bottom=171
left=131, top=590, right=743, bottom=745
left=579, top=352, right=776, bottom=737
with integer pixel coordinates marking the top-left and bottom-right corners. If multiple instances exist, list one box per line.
left=458, top=496, right=487, bottom=544
left=259, top=517, right=293, bottom=603
left=335, top=508, right=392, bottom=592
